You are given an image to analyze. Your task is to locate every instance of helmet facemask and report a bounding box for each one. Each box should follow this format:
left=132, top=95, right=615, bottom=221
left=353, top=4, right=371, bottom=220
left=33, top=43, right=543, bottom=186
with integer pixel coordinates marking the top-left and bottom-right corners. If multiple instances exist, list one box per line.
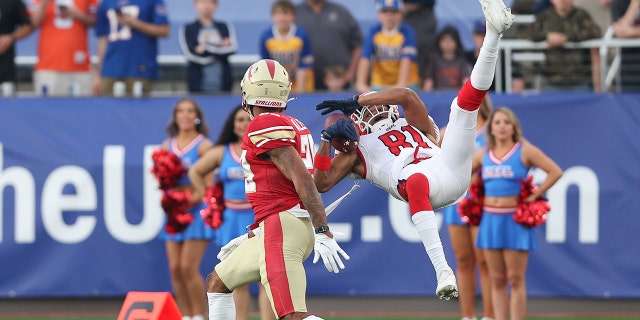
left=351, top=104, right=400, bottom=134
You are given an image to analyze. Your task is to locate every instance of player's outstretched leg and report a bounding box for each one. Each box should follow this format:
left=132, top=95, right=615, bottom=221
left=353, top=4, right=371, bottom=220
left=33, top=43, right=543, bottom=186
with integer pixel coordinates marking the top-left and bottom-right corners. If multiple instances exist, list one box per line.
left=480, top=0, right=514, bottom=35
left=403, top=173, right=459, bottom=300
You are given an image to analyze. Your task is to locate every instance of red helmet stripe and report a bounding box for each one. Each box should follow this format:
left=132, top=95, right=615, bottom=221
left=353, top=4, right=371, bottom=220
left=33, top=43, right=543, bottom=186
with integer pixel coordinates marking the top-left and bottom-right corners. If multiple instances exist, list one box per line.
left=265, top=59, right=276, bottom=79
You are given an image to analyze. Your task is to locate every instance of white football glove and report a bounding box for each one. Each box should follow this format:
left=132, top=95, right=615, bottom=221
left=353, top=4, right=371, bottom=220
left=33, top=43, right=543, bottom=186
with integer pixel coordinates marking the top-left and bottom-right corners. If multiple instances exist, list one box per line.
left=217, top=227, right=260, bottom=261
left=313, top=233, right=350, bottom=273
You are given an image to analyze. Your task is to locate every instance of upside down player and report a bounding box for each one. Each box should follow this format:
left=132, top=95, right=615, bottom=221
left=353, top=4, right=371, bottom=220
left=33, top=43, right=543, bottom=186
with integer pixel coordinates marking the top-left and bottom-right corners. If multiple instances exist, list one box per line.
left=205, top=59, right=349, bottom=320
left=313, top=0, right=515, bottom=301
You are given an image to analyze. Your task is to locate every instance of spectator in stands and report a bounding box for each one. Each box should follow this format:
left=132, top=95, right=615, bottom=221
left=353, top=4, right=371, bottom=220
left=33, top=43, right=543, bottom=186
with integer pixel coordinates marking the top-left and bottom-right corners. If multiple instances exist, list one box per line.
left=158, top=98, right=215, bottom=320
left=356, top=0, right=420, bottom=93
left=179, top=0, right=237, bottom=95
left=29, top=0, right=97, bottom=97
left=94, top=0, right=170, bottom=97
left=0, top=0, right=33, bottom=97
left=259, top=0, right=313, bottom=93
left=472, top=107, right=562, bottom=320
left=323, top=65, right=348, bottom=92
left=527, top=0, right=602, bottom=92
left=403, top=0, right=438, bottom=83
left=611, top=0, right=640, bottom=91
left=295, top=0, right=363, bottom=91
left=467, top=19, right=525, bottom=93
left=188, top=105, right=275, bottom=320
left=422, top=25, right=471, bottom=91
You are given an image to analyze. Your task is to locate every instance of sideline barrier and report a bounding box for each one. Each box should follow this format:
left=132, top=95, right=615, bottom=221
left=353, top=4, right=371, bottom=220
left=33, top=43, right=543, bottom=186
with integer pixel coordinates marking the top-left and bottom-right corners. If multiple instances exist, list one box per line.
left=1, top=92, right=640, bottom=298
left=117, top=292, right=181, bottom=320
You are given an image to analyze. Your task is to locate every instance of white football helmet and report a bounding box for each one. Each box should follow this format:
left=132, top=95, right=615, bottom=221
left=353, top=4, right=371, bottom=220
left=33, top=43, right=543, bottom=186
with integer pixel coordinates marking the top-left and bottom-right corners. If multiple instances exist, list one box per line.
left=350, top=91, right=400, bottom=135
left=241, top=59, right=291, bottom=117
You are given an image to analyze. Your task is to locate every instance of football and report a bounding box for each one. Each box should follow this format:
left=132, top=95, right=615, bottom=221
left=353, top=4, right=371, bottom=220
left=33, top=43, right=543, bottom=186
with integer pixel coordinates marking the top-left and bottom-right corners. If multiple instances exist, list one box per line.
left=323, top=113, right=360, bottom=153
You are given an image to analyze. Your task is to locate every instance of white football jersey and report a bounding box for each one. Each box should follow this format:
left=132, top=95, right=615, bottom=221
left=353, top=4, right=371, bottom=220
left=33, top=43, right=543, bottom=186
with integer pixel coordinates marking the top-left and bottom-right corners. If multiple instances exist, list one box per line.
left=357, top=118, right=440, bottom=201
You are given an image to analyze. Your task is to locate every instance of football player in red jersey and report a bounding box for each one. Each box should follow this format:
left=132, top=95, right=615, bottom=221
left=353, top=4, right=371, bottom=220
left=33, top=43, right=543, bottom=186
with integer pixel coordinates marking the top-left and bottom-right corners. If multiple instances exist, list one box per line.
left=204, top=59, right=348, bottom=320
left=313, top=0, right=516, bottom=301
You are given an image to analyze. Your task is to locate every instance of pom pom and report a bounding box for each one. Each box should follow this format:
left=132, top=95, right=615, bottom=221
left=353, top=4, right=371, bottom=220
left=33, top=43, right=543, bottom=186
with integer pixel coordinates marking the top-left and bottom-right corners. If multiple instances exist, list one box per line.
left=200, top=181, right=224, bottom=229
left=513, top=176, right=551, bottom=228
left=457, top=178, right=484, bottom=226
left=161, top=189, right=194, bottom=235
left=150, top=148, right=185, bottom=190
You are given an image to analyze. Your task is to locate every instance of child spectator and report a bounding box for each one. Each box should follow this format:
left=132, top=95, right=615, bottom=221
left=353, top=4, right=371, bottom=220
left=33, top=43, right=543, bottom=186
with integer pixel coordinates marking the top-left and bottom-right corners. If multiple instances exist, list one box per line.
left=179, top=0, right=237, bottom=94
left=29, top=0, right=97, bottom=97
left=323, top=65, right=347, bottom=92
left=259, top=0, right=314, bottom=93
left=422, top=25, right=471, bottom=91
left=356, top=0, right=420, bottom=93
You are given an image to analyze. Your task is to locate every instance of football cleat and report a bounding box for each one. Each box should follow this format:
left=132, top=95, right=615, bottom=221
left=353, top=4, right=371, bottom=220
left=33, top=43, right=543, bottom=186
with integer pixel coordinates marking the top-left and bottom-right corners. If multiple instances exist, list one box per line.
left=436, top=266, right=459, bottom=300
left=479, top=0, right=514, bottom=35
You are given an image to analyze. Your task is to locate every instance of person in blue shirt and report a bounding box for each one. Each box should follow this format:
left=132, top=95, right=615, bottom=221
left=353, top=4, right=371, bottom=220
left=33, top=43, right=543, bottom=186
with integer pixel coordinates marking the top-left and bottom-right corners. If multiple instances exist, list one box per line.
left=94, top=0, right=170, bottom=96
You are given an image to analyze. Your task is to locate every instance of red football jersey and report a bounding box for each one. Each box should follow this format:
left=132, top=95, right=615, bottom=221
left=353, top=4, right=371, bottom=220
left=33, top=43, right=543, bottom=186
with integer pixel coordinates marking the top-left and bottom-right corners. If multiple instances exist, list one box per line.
left=241, top=112, right=316, bottom=222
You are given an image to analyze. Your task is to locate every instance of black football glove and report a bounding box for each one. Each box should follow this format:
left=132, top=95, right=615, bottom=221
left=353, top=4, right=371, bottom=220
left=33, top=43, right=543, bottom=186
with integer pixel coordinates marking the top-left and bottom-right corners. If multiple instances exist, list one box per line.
left=321, top=118, right=359, bottom=143
left=316, top=94, right=361, bottom=116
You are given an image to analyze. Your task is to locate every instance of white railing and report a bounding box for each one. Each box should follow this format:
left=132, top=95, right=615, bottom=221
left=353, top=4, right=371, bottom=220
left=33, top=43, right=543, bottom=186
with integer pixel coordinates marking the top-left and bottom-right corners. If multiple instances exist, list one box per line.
left=497, top=27, right=640, bottom=93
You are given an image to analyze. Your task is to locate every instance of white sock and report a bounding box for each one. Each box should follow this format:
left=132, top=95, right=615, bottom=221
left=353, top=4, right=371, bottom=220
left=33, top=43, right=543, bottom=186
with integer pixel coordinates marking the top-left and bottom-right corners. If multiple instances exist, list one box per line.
left=470, top=27, right=501, bottom=90
left=182, top=316, right=192, bottom=320
left=412, top=211, right=449, bottom=272
left=192, top=315, right=205, bottom=320
left=207, top=292, right=235, bottom=320
left=303, top=316, right=324, bottom=320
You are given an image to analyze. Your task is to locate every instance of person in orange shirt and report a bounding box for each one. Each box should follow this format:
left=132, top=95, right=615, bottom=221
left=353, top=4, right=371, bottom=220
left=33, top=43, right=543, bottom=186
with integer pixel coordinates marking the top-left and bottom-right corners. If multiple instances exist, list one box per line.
left=30, top=0, right=97, bottom=96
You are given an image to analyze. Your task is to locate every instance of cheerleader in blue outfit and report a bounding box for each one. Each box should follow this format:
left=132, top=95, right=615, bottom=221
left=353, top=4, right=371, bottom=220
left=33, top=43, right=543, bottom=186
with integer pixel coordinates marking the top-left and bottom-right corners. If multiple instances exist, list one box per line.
left=471, top=107, right=562, bottom=320
left=189, top=105, right=275, bottom=320
left=441, top=96, right=494, bottom=320
left=158, top=98, right=215, bottom=320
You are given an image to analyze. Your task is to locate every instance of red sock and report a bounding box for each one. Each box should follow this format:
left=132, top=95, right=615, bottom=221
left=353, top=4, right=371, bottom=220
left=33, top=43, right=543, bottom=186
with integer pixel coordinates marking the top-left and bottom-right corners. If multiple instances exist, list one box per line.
left=457, top=80, right=488, bottom=111
left=405, top=174, right=433, bottom=215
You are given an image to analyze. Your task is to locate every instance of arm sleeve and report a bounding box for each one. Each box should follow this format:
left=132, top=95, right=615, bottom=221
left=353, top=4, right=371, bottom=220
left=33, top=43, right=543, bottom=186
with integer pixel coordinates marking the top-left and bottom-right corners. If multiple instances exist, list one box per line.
left=259, top=30, right=271, bottom=59
left=153, top=0, right=170, bottom=25
left=400, top=24, right=418, bottom=61
left=298, top=28, right=314, bottom=69
left=360, top=28, right=375, bottom=59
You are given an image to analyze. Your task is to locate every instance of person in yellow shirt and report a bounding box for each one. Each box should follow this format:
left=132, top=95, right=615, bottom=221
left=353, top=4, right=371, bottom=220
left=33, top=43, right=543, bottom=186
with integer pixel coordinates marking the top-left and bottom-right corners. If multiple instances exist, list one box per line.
left=259, top=0, right=314, bottom=92
left=356, top=0, right=420, bottom=93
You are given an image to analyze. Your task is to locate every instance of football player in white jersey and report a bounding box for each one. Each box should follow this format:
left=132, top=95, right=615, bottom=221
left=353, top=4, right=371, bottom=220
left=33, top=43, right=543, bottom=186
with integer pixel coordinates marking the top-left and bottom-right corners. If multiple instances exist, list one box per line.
left=313, top=0, right=515, bottom=301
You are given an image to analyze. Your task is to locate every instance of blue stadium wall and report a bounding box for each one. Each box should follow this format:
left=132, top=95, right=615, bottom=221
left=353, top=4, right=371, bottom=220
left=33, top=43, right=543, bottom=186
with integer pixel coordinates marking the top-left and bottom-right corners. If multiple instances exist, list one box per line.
left=1, top=92, right=639, bottom=299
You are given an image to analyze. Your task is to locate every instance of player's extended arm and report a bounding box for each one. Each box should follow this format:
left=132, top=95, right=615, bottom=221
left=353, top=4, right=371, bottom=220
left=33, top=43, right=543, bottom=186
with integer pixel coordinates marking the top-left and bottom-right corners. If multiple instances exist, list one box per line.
left=269, top=145, right=349, bottom=273
left=359, top=88, right=434, bottom=137
left=269, top=146, right=329, bottom=230
left=313, top=140, right=360, bottom=193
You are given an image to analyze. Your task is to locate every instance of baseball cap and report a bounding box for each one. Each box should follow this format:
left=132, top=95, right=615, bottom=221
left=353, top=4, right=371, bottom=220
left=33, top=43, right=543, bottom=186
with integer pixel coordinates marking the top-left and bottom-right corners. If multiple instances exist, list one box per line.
left=473, top=19, right=486, bottom=34
left=377, top=0, right=404, bottom=11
